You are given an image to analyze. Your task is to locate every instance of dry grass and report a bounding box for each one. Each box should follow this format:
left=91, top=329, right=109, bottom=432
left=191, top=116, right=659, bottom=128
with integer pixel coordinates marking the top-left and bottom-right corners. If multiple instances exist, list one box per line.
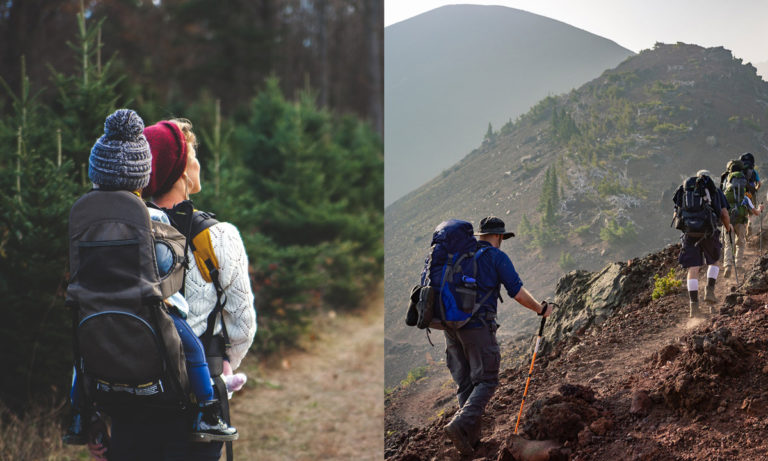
left=0, top=399, right=88, bottom=461
left=229, top=291, right=384, bottom=460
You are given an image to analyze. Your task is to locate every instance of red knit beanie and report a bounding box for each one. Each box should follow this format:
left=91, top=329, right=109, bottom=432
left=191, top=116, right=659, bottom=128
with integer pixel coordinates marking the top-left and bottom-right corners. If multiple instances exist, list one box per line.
left=143, top=121, right=188, bottom=198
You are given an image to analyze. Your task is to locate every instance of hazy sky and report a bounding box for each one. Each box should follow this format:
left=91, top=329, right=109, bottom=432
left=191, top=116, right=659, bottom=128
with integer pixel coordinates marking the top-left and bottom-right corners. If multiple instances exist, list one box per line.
left=385, top=0, right=768, bottom=65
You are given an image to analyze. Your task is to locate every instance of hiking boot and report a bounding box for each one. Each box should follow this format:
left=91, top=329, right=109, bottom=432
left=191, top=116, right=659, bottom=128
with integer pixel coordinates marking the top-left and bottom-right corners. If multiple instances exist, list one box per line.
left=468, top=421, right=482, bottom=448
left=62, top=412, right=87, bottom=445
left=191, top=400, right=238, bottom=442
left=704, top=286, right=717, bottom=304
left=444, top=419, right=474, bottom=456
left=689, top=301, right=700, bottom=318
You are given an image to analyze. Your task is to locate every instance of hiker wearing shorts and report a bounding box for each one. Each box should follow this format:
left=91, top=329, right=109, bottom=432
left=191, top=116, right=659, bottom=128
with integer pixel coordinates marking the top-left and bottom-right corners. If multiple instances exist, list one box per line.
left=443, top=216, right=552, bottom=456
left=675, top=170, right=731, bottom=318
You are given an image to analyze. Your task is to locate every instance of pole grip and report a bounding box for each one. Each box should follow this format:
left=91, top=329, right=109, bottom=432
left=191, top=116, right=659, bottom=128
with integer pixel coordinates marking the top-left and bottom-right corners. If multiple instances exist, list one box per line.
left=537, top=316, right=546, bottom=337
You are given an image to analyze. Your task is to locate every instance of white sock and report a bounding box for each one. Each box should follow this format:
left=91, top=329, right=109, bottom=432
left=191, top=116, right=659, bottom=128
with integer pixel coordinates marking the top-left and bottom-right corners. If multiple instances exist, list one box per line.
left=707, top=265, right=719, bottom=280
left=224, top=373, right=247, bottom=393
left=687, top=278, right=698, bottom=292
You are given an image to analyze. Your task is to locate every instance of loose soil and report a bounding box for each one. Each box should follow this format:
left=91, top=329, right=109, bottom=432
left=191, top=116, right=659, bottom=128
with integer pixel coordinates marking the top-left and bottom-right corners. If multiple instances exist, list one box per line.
left=386, top=235, right=768, bottom=460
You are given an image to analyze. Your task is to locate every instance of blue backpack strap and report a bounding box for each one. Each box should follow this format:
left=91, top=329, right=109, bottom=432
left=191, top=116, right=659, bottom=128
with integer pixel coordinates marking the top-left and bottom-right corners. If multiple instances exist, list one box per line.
left=471, top=246, right=491, bottom=282
left=472, top=247, right=499, bottom=308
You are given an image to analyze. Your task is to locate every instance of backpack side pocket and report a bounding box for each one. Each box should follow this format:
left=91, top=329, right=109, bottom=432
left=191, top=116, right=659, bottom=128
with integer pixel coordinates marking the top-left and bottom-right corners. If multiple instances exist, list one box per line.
left=416, top=286, right=436, bottom=329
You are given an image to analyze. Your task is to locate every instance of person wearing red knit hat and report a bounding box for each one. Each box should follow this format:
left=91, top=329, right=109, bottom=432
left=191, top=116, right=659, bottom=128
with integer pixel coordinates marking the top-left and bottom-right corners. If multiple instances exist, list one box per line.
left=89, top=118, right=256, bottom=461
left=142, top=120, right=192, bottom=199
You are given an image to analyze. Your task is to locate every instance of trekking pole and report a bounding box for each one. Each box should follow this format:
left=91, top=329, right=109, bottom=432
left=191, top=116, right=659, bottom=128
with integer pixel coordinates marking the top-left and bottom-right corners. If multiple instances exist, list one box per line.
left=514, top=301, right=558, bottom=434
left=758, top=199, right=763, bottom=258
left=728, top=230, right=739, bottom=284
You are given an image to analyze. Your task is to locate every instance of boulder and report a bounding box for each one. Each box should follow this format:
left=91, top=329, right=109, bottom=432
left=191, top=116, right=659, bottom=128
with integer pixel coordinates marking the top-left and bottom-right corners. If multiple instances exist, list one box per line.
left=541, top=245, right=679, bottom=355
left=630, top=390, right=653, bottom=416
left=497, top=435, right=564, bottom=461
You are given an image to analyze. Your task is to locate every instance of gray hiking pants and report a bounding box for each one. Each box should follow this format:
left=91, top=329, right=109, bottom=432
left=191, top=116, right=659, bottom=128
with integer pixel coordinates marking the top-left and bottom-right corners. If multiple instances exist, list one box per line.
left=444, top=323, right=500, bottom=435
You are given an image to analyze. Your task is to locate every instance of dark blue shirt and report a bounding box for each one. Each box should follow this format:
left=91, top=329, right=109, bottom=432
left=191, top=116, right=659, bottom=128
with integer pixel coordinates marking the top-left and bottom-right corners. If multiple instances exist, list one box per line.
left=465, top=240, right=523, bottom=327
left=714, top=188, right=729, bottom=212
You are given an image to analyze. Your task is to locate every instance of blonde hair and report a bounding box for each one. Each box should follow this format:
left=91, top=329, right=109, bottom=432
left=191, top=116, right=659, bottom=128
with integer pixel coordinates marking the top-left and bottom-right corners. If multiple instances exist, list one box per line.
left=168, top=118, right=198, bottom=150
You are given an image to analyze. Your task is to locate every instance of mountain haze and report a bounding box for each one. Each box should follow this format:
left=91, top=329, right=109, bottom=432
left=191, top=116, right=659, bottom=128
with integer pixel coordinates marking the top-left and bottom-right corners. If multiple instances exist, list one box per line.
left=756, top=60, right=768, bottom=80
left=385, top=4, right=634, bottom=205
left=386, top=43, right=768, bottom=388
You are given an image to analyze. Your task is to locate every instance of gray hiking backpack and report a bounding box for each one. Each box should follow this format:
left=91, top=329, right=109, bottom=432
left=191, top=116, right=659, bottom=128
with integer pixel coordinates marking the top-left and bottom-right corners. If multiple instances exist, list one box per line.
left=66, top=189, right=191, bottom=410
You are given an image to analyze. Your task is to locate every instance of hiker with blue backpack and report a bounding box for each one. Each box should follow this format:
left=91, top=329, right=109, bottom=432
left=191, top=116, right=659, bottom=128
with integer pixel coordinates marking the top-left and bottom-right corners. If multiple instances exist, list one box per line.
left=407, top=216, right=551, bottom=456
left=721, top=159, right=763, bottom=279
left=673, top=170, right=732, bottom=317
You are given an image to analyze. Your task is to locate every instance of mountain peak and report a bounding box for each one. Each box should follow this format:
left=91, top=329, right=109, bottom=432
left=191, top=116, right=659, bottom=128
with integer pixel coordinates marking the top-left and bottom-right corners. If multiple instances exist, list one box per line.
left=385, top=5, right=634, bottom=205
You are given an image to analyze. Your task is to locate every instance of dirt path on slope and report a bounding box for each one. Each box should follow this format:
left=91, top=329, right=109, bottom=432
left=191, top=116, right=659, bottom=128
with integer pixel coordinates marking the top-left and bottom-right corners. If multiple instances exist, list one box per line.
left=387, top=233, right=766, bottom=439
left=230, top=294, right=384, bottom=461
left=539, top=235, right=764, bottom=400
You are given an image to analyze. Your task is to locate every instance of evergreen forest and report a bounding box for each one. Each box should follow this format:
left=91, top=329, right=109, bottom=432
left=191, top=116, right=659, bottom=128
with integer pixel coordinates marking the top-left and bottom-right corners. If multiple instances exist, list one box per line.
left=0, top=0, right=383, bottom=413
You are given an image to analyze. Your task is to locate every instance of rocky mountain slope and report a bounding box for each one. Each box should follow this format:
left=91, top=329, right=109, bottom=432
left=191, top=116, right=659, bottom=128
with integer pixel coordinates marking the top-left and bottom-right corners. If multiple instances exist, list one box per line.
left=385, top=240, right=768, bottom=460
left=385, top=4, right=634, bottom=205
left=386, top=43, right=768, bottom=388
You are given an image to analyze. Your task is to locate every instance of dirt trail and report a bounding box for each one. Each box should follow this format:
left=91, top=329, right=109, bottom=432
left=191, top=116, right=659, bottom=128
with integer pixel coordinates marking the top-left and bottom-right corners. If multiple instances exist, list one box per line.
left=539, top=236, right=765, bottom=408
left=386, top=231, right=768, bottom=459
left=231, top=294, right=384, bottom=461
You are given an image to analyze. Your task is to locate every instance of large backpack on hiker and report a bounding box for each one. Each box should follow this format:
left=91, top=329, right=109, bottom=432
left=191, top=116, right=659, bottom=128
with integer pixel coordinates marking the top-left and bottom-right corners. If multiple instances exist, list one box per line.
left=673, top=176, right=718, bottom=238
left=720, top=159, right=744, bottom=191
left=407, top=220, right=494, bottom=332
left=66, top=190, right=191, bottom=411
left=724, top=171, right=750, bottom=224
left=740, top=152, right=758, bottom=195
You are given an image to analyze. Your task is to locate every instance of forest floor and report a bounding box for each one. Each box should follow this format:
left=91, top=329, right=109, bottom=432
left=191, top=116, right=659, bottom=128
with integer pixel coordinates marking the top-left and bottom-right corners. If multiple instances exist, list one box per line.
left=40, top=290, right=383, bottom=461
left=232, top=290, right=384, bottom=460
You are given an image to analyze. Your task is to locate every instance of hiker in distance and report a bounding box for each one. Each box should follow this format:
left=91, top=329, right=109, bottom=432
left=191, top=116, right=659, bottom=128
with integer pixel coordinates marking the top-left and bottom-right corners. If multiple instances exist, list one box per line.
left=443, top=216, right=552, bottom=456
left=721, top=159, right=764, bottom=278
left=86, top=115, right=256, bottom=461
left=673, top=170, right=732, bottom=318
left=738, top=153, right=761, bottom=239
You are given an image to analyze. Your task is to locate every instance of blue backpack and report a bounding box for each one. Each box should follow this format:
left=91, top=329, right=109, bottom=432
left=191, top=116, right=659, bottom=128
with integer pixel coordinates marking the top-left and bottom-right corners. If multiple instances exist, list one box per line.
left=416, top=220, right=494, bottom=331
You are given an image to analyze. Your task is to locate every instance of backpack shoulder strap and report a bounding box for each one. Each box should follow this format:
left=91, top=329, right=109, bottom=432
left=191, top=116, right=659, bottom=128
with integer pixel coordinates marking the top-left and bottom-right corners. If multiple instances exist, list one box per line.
left=187, top=211, right=231, bottom=348
left=472, top=246, right=499, bottom=308
left=164, top=203, right=229, bottom=348
left=188, top=210, right=221, bottom=283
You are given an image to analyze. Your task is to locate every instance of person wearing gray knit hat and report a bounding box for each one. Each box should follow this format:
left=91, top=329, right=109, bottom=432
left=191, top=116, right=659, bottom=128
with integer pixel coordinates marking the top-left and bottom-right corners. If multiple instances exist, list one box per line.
left=89, top=109, right=152, bottom=190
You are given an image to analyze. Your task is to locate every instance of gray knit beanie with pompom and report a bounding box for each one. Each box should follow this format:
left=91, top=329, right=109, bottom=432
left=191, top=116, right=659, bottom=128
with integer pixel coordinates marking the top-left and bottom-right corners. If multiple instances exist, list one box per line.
left=88, top=109, right=152, bottom=190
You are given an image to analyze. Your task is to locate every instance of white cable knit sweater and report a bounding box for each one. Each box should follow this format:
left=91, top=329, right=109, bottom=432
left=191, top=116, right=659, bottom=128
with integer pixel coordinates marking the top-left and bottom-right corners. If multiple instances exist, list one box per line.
left=184, top=221, right=256, bottom=371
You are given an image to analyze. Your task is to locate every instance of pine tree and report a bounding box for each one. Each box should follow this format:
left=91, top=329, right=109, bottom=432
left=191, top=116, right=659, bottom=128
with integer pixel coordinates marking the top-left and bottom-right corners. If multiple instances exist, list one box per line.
left=0, top=56, right=82, bottom=408
left=222, top=77, right=382, bottom=354
left=48, top=1, right=123, bottom=174
left=484, top=122, right=494, bottom=141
